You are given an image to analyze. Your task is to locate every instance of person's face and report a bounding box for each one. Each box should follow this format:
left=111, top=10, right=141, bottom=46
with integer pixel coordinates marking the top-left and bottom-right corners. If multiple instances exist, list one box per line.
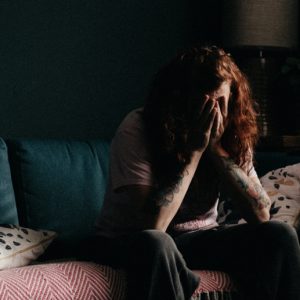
left=206, top=81, right=231, bottom=122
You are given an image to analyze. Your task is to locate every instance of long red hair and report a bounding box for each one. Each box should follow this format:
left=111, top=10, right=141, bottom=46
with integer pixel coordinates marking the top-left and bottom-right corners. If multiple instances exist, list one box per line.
left=143, top=45, right=258, bottom=188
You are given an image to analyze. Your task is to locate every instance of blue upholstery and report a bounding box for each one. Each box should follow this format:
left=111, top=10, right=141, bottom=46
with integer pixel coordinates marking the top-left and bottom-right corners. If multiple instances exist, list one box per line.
left=6, top=139, right=110, bottom=258
left=0, top=137, right=299, bottom=260
left=0, top=138, right=18, bottom=224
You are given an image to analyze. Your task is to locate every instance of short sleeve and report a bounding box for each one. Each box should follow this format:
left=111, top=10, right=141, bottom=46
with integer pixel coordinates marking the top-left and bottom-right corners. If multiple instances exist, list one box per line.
left=109, top=109, right=154, bottom=190
left=245, top=150, right=258, bottom=179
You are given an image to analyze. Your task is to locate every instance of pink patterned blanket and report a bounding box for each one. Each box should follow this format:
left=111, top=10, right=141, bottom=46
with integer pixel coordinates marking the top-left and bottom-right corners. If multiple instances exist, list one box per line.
left=0, top=261, right=235, bottom=299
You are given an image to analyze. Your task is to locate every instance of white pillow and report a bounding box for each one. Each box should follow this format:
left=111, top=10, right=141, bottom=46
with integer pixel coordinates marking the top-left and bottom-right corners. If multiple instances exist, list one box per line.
left=0, top=224, right=57, bottom=270
left=217, top=163, right=300, bottom=227
left=260, top=163, right=300, bottom=226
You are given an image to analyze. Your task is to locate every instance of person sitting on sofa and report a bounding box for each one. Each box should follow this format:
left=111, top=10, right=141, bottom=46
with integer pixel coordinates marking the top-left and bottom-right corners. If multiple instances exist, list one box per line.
left=95, top=45, right=300, bottom=300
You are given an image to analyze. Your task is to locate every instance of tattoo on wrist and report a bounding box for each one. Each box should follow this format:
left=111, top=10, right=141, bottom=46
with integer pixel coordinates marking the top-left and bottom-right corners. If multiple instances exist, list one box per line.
left=220, top=156, right=270, bottom=209
left=249, top=183, right=270, bottom=209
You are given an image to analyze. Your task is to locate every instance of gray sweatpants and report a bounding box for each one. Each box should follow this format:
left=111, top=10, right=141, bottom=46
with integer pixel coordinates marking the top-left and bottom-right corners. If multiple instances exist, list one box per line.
left=94, top=221, right=300, bottom=300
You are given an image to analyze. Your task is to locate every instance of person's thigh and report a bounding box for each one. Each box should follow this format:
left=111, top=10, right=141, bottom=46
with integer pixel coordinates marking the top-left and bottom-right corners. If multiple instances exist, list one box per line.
left=174, top=223, right=256, bottom=271
left=94, top=230, right=200, bottom=300
left=174, top=221, right=298, bottom=272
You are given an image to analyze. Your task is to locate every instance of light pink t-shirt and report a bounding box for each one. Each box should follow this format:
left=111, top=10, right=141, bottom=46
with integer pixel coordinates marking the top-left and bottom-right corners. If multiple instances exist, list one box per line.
left=96, top=108, right=255, bottom=237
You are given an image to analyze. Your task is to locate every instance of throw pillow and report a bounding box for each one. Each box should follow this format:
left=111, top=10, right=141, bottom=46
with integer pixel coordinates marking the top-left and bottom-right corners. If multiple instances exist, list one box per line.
left=0, top=224, right=57, bottom=270
left=260, top=163, right=300, bottom=226
left=217, top=163, right=300, bottom=227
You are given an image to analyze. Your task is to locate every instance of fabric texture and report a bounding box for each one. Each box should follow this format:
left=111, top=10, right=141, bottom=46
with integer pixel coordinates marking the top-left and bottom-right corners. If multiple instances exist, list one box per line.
left=192, top=270, right=238, bottom=300
left=0, top=138, right=18, bottom=224
left=192, top=270, right=235, bottom=294
left=93, top=230, right=238, bottom=300
left=95, top=221, right=300, bottom=300
left=0, top=259, right=235, bottom=300
left=260, top=163, right=300, bottom=226
left=192, top=292, right=237, bottom=300
left=6, top=138, right=110, bottom=258
left=96, top=109, right=156, bottom=238
left=0, top=261, right=127, bottom=300
left=110, top=108, right=154, bottom=190
left=0, top=225, right=56, bottom=270
left=175, top=221, right=300, bottom=300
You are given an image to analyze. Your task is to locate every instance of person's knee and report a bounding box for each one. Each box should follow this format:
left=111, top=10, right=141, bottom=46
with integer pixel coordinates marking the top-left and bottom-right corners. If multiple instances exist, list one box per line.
left=258, top=221, right=299, bottom=249
left=138, top=229, right=176, bottom=251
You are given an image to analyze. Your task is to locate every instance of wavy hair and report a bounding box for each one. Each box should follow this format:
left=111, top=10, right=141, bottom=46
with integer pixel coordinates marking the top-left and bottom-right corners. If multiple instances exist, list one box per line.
left=143, top=45, right=258, bottom=188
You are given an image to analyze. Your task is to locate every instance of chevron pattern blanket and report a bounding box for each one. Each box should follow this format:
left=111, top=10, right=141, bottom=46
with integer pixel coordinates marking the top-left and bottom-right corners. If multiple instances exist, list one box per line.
left=0, top=261, right=234, bottom=299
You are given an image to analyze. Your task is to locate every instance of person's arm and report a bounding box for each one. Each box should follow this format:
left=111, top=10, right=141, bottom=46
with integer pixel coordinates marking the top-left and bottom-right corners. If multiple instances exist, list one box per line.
left=209, top=147, right=271, bottom=224
left=116, top=97, right=218, bottom=232
left=119, top=149, right=205, bottom=232
left=207, top=95, right=270, bottom=223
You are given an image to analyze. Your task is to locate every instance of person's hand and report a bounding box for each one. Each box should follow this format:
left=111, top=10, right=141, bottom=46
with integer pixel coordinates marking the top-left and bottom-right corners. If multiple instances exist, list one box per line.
left=189, top=96, right=218, bottom=151
left=209, top=97, right=228, bottom=152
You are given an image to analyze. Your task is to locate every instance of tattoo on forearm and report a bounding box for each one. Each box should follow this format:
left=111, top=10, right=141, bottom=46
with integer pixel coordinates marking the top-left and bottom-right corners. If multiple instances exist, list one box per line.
left=248, top=182, right=270, bottom=209
left=220, top=156, right=270, bottom=209
left=155, top=173, right=185, bottom=207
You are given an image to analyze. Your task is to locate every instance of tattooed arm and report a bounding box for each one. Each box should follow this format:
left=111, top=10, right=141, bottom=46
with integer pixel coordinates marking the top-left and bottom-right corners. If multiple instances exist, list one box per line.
left=119, top=149, right=204, bottom=231
left=116, top=97, right=218, bottom=231
left=206, top=95, right=270, bottom=223
left=209, top=146, right=271, bottom=223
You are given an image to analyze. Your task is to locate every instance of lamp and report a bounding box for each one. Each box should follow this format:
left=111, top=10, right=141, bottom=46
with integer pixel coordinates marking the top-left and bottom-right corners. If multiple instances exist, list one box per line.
left=221, top=0, right=298, bottom=50
left=221, top=0, right=299, bottom=137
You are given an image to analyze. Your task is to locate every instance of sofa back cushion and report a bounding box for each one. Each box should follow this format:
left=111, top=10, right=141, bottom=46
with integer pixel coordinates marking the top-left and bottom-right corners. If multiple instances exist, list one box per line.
left=6, top=139, right=110, bottom=259
left=0, top=138, right=18, bottom=224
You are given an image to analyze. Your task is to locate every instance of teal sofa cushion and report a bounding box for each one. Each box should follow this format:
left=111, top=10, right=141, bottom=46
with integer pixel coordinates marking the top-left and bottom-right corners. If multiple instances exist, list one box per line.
left=6, top=139, right=110, bottom=258
left=0, top=138, right=18, bottom=224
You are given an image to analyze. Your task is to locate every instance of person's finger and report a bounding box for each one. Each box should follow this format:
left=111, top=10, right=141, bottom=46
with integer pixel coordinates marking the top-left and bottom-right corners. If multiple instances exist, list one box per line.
left=199, top=95, right=210, bottom=115
left=218, top=96, right=227, bottom=119
left=203, top=105, right=218, bottom=134
left=211, top=105, right=220, bottom=136
left=200, top=98, right=215, bottom=122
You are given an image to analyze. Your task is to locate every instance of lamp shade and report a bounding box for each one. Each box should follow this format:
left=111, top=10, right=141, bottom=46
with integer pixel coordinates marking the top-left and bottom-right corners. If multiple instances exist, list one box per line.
left=222, top=0, right=299, bottom=49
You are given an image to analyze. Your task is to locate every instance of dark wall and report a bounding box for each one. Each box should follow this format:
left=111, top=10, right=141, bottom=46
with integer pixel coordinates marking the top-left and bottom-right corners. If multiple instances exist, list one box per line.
left=0, top=0, right=220, bottom=139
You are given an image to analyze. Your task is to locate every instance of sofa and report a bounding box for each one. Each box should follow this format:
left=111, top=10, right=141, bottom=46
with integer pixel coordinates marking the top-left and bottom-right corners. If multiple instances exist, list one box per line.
left=0, top=137, right=299, bottom=300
